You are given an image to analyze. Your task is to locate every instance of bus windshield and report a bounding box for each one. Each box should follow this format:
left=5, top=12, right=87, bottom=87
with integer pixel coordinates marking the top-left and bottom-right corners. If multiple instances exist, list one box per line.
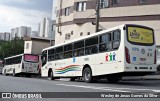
left=24, top=54, right=39, bottom=63
left=127, top=25, right=154, bottom=46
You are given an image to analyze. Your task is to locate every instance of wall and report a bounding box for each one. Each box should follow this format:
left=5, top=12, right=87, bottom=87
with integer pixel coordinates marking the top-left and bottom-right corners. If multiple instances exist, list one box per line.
left=24, top=41, right=32, bottom=54
left=55, top=0, right=160, bottom=45
left=31, top=41, right=50, bottom=54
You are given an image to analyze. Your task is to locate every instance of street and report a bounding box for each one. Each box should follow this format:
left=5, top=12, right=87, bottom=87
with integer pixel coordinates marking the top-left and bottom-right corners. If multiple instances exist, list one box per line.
left=0, top=75, right=160, bottom=101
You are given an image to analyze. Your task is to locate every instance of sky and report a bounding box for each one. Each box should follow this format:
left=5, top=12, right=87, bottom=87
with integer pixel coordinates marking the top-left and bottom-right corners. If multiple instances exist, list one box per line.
left=0, top=0, right=54, bottom=32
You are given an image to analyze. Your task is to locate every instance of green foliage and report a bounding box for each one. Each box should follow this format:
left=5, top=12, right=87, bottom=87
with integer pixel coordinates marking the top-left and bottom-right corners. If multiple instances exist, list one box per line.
left=0, top=39, right=24, bottom=60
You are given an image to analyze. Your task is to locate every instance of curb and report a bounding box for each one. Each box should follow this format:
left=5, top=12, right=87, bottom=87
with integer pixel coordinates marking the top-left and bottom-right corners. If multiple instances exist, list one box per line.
left=122, top=75, right=160, bottom=81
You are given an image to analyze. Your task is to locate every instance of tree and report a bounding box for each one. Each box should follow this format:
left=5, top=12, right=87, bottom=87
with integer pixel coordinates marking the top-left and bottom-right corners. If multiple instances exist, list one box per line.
left=0, top=39, right=24, bottom=60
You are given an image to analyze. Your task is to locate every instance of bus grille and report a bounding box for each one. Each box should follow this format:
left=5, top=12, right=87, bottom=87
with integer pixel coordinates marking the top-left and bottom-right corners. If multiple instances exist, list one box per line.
left=139, top=67, right=148, bottom=69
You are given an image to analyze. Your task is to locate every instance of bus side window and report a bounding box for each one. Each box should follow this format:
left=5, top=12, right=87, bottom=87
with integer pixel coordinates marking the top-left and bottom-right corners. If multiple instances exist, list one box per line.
left=41, top=51, right=47, bottom=66
left=48, top=49, right=54, bottom=61
left=42, top=56, right=47, bottom=66
left=55, top=46, right=64, bottom=60
left=99, top=33, right=112, bottom=52
left=64, top=44, right=73, bottom=59
left=113, top=30, right=121, bottom=50
left=78, top=48, right=84, bottom=56
left=85, top=37, right=98, bottom=55
left=74, top=40, right=84, bottom=57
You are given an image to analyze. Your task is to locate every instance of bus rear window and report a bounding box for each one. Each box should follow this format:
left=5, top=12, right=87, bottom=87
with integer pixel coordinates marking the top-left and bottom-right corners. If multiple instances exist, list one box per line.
left=127, top=26, right=154, bottom=46
left=24, top=54, right=39, bottom=63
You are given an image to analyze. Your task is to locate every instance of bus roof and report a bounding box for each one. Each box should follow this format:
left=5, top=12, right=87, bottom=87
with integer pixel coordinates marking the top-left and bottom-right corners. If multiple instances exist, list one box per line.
left=42, top=24, right=153, bottom=51
left=42, top=24, right=125, bottom=51
left=4, top=54, right=24, bottom=60
left=4, top=53, right=40, bottom=60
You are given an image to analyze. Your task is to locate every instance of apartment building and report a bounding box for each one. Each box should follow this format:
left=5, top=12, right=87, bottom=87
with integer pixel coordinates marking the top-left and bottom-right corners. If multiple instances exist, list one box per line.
left=54, top=0, right=160, bottom=45
left=39, top=17, right=56, bottom=40
left=11, top=26, right=31, bottom=40
left=0, top=32, right=10, bottom=41
left=31, top=31, right=39, bottom=37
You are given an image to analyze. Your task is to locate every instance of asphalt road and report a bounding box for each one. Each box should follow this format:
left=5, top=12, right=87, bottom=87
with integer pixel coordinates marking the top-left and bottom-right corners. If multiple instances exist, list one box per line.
left=0, top=75, right=160, bottom=101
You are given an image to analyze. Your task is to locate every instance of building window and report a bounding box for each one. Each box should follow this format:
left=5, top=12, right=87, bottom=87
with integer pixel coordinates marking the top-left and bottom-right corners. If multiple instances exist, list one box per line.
left=71, top=31, right=73, bottom=35
left=52, top=24, right=55, bottom=31
left=80, top=32, right=83, bottom=36
left=112, top=0, right=120, bottom=5
left=100, top=0, right=109, bottom=8
left=139, top=0, right=148, bottom=4
left=76, top=2, right=86, bottom=12
left=87, top=32, right=90, bottom=35
left=65, top=7, right=70, bottom=16
left=56, top=10, right=59, bottom=17
left=65, top=33, right=71, bottom=40
left=26, top=43, right=29, bottom=49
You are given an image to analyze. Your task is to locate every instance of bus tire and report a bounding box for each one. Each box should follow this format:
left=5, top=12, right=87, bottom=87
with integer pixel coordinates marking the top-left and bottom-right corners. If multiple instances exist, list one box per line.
left=70, top=77, right=76, bottom=81
left=13, top=69, right=16, bottom=77
left=48, top=70, right=54, bottom=80
left=157, top=65, right=160, bottom=71
left=4, top=69, right=7, bottom=76
left=106, top=75, right=121, bottom=83
left=83, top=67, right=93, bottom=83
left=26, top=74, right=31, bottom=78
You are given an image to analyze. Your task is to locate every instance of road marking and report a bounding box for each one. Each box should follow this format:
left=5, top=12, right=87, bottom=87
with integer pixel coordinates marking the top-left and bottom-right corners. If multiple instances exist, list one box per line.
left=152, top=90, right=160, bottom=92
left=57, top=84, right=130, bottom=92
left=57, top=84, right=160, bottom=92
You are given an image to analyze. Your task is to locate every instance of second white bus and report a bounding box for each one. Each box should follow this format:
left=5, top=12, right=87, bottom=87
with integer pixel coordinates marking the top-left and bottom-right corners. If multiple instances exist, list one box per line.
left=41, top=24, right=157, bottom=83
left=3, top=54, right=40, bottom=77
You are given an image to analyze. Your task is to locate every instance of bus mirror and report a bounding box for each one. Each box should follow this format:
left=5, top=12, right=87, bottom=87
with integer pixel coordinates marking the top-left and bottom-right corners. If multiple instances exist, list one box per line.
left=41, top=56, right=46, bottom=63
left=41, top=56, right=43, bottom=60
left=2, top=61, right=4, bottom=67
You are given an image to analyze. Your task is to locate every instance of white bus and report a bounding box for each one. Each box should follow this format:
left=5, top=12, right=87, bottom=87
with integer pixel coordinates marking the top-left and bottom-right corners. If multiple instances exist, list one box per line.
left=41, top=24, right=157, bottom=83
left=3, top=54, right=40, bottom=77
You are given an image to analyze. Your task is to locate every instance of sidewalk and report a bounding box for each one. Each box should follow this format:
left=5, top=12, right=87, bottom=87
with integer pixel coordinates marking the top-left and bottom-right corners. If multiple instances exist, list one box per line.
left=122, top=74, right=160, bottom=81
left=142, top=75, right=160, bottom=80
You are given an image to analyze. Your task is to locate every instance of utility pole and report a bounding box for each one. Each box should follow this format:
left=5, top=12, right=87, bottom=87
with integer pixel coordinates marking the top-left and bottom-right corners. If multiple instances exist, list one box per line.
left=95, top=0, right=100, bottom=32
left=58, top=0, right=62, bottom=35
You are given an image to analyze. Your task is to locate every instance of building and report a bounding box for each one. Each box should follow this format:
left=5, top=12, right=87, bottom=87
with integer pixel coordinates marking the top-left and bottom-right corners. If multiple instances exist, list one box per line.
left=0, top=32, right=10, bottom=41
left=31, top=31, right=39, bottom=37
left=54, top=0, right=160, bottom=45
left=39, top=17, right=56, bottom=40
left=11, top=26, right=31, bottom=40
left=23, top=36, right=54, bottom=54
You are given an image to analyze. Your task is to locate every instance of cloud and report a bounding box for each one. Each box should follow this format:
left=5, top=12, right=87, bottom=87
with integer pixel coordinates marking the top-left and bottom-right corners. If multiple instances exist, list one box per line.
left=0, top=0, right=53, bottom=32
left=0, top=0, right=53, bottom=12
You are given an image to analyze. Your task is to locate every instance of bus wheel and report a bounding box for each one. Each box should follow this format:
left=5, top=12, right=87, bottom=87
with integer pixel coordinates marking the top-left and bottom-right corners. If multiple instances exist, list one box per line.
left=83, top=68, right=93, bottom=83
left=106, top=75, right=121, bottom=83
left=70, top=77, right=76, bottom=81
left=13, top=69, right=16, bottom=77
left=48, top=70, right=54, bottom=80
left=26, top=74, right=31, bottom=78
left=4, top=69, right=7, bottom=76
